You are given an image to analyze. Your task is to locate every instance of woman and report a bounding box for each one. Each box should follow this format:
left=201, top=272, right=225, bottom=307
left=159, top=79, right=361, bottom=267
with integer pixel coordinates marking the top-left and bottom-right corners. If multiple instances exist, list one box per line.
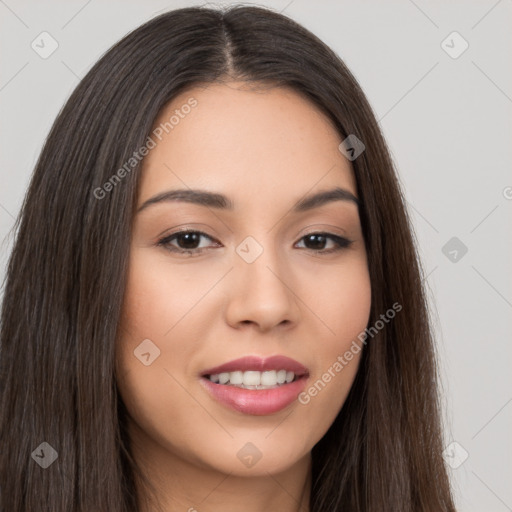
left=0, top=5, right=456, bottom=511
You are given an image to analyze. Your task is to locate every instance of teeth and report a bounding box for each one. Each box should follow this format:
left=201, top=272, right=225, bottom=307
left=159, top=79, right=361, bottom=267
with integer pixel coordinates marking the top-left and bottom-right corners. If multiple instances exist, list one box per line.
left=276, top=369, right=287, bottom=384
left=230, top=371, right=243, bottom=385
left=218, top=373, right=229, bottom=384
left=260, top=370, right=276, bottom=386
left=208, top=370, right=298, bottom=388
left=243, top=371, right=261, bottom=386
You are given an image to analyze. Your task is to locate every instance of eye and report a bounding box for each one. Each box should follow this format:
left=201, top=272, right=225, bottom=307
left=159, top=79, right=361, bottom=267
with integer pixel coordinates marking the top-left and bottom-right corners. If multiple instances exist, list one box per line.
left=156, top=230, right=220, bottom=256
left=295, top=232, right=353, bottom=253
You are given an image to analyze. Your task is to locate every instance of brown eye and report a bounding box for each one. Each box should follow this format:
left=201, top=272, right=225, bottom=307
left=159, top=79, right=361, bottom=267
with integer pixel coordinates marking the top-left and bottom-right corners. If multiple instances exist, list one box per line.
left=295, top=233, right=353, bottom=253
left=172, top=232, right=202, bottom=250
left=157, top=230, right=220, bottom=255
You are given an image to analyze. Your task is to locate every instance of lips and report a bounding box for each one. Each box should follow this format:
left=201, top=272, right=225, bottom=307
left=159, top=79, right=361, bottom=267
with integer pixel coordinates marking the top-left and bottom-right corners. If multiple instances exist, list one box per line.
left=200, top=355, right=309, bottom=377
left=199, top=355, right=310, bottom=415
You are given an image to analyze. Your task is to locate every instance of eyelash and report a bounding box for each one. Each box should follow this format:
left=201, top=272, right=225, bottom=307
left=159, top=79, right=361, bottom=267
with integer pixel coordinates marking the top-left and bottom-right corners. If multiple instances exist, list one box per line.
left=156, top=229, right=353, bottom=256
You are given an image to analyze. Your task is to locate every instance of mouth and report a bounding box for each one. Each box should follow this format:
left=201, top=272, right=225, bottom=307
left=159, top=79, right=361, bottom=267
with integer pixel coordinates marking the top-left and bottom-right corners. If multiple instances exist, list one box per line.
left=200, top=354, right=309, bottom=388
left=202, top=369, right=304, bottom=389
left=199, top=355, right=310, bottom=415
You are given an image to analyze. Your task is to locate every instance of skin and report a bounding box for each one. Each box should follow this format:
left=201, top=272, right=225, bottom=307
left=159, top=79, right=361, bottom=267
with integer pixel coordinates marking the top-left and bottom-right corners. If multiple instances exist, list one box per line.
left=115, top=81, right=372, bottom=512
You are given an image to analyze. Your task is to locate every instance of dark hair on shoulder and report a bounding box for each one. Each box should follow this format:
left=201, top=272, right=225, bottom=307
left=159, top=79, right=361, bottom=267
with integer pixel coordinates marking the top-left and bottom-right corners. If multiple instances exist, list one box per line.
left=0, top=5, right=455, bottom=511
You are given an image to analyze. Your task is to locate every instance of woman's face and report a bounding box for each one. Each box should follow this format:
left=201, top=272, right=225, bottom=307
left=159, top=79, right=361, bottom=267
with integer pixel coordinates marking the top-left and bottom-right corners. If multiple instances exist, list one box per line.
left=116, top=81, right=371, bottom=478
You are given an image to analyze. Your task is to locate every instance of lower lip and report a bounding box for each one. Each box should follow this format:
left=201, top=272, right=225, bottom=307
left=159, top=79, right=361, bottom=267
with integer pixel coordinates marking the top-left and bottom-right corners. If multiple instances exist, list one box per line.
left=199, top=376, right=308, bottom=415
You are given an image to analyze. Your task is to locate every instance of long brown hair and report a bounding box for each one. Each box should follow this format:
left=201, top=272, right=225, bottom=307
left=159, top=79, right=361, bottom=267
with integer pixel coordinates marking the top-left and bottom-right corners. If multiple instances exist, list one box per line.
left=0, top=5, right=455, bottom=511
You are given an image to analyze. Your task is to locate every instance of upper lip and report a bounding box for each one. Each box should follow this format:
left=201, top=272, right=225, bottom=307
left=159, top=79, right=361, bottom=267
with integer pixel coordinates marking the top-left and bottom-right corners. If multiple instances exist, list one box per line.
left=201, top=355, right=309, bottom=377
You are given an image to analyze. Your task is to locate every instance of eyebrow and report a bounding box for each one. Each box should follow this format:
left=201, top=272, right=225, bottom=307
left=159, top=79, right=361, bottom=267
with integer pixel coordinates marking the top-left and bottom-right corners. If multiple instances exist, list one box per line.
left=136, top=186, right=360, bottom=214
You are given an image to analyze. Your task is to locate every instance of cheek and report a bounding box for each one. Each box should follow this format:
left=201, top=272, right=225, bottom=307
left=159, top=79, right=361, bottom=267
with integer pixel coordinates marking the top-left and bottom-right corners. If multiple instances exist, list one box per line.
left=301, top=252, right=372, bottom=346
left=120, top=245, right=227, bottom=337
left=115, top=251, right=183, bottom=387
left=116, top=247, right=198, bottom=373
left=115, top=255, right=205, bottom=463
left=117, top=246, right=207, bottom=356
left=291, top=256, right=371, bottom=435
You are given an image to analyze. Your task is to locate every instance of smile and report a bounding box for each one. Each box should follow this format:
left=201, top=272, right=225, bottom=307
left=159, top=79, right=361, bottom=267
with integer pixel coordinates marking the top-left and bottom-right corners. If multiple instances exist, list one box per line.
left=199, top=355, right=310, bottom=415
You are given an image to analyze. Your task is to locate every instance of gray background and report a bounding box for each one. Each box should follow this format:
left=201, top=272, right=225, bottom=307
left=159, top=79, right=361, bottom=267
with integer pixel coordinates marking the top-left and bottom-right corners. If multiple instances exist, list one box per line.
left=1, top=0, right=511, bottom=510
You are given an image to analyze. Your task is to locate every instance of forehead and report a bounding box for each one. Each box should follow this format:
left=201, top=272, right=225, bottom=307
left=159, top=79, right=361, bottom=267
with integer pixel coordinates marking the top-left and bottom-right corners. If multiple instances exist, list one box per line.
left=139, top=81, right=357, bottom=207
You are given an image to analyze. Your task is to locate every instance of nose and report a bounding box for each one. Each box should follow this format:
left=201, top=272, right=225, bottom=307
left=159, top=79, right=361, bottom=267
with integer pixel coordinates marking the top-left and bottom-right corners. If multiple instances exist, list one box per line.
left=224, top=242, right=301, bottom=333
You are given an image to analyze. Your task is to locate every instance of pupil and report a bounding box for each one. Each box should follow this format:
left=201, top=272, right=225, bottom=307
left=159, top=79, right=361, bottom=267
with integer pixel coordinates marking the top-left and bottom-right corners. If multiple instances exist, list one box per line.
left=178, top=233, right=200, bottom=249
left=306, top=234, right=326, bottom=249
